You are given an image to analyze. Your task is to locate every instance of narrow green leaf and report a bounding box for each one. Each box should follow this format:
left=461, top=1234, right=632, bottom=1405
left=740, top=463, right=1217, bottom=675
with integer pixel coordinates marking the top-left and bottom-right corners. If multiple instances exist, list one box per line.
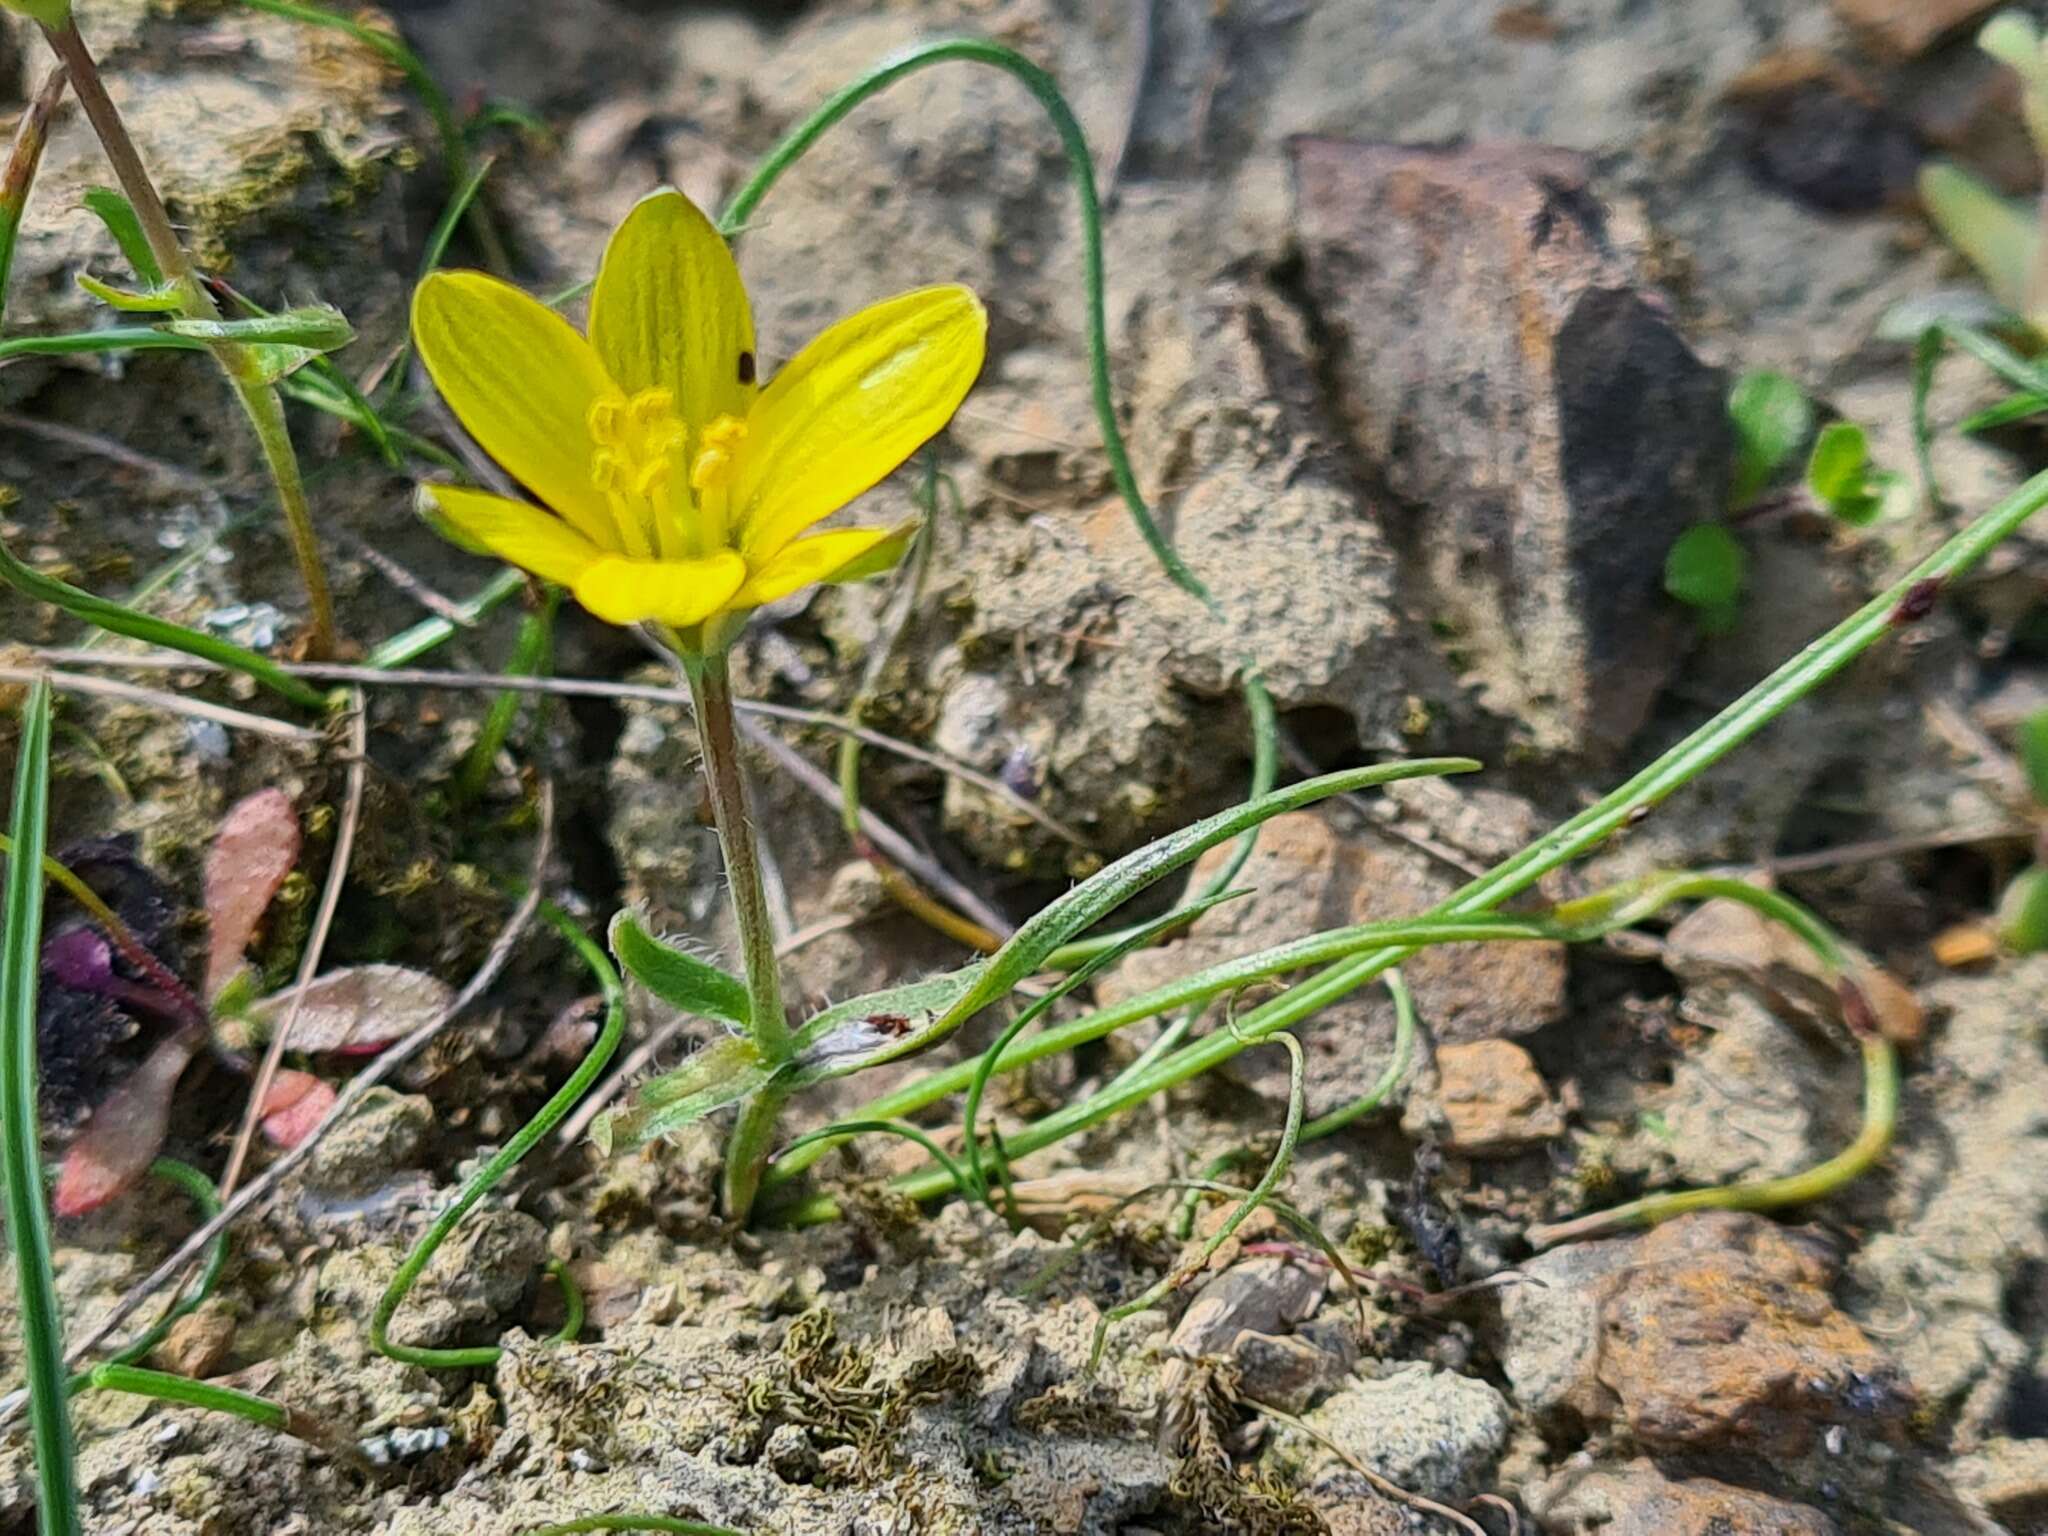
left=1919, top=161, right=2037, bottom=318
left=0, top=326, right=213, bottom=364
left=785, top=759, right=1477, bottom=1083
left=1727, top=370, right=1811, bottom=505
left=2, top=682, right=82, bottom=1535
left=2018, top=707, right=2048, bottom=807
left=0, top=538, right=332, bottom=712
left=158, top=304, right=354, bottom=352
left=1958, top=389, right=2048, bottom=434
left=1664, top=523, right=1746, bottom=611
left=608, top=910, right=751, bottom=1027
left=80, top=186, right=164, bottom=288
left=1807, top=421, right=1871, bottom=506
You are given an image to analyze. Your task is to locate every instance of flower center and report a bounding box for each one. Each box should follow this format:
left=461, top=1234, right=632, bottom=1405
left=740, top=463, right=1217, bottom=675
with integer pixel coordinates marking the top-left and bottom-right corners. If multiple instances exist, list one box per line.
left=689, top=414, right=749, bottom=550
left=587, top=387, right=686, bottom=558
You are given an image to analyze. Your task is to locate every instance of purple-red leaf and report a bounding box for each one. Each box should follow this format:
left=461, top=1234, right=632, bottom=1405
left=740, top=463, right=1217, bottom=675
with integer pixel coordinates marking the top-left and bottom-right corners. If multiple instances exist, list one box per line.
left=204, top=788, right=301, bottom=1002
left=248, top=964, right=452, bottom=1054
left=52, top=1026, right=202, bottom=1217
left=257, top=1070, right=336, bottom=1148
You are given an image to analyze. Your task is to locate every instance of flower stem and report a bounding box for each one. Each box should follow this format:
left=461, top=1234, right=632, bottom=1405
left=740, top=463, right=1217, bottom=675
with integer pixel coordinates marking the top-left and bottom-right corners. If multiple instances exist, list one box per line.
left=39, top=19, right=338, bottom=659
left=681, top=649, right=791, bottom=1219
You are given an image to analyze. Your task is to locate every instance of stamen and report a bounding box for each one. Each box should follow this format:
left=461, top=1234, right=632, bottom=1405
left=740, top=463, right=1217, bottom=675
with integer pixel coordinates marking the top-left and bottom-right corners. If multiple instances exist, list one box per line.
left=690, top=414, right=749, bottom=492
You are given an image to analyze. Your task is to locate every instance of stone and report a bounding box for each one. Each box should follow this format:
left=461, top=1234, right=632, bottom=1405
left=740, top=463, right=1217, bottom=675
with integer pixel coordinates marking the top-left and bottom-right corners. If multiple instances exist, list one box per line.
left=1952, top=1437, right=2048, bottom=1531
left=1402, top=1039, right=1565, bottom=1156
left=1535, top=1458, right=1841, bottom=1535
left=149, top=1301, right=238, bottom=1381
left=1271, top=1361, right=1512, bottom=1502
left=929, top=271, right=1425, bottom=874
left=1499, top=1211, right=1911, bottom=1454
left=300, top=1088, right=434, bottom=1196
left=1720, top=50, right=1922, bottom=213
left=1846, top=958, right=2048, bottom=1443
left=1099, top=807, right=1567, bottom=1117
left=1830, top=0, right=2000, bottom=62
left=1292, top=136, right=1730, bottom=760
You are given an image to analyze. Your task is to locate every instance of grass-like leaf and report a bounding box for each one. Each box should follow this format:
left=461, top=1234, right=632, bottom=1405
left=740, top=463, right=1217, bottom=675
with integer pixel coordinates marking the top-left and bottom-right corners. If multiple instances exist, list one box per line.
left=80, top=186, right=164, bottom=287
left=2, top=681, right=81, bottom=1536
left=0, top=538, right=331, bottom=711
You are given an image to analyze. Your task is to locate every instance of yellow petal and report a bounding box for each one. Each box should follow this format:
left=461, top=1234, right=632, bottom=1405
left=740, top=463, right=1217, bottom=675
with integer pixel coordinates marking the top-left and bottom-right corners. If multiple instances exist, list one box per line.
left=588, top=189, right=756, bottom=444
left=731, top=523, right=917, bottom=608
left=412, top=271, right=617, bottom=545
left=573, top=551, right=747, bottom=628
left=734, top=285, right=986, bottom=561
left=419, top=484, right=601, bottom=588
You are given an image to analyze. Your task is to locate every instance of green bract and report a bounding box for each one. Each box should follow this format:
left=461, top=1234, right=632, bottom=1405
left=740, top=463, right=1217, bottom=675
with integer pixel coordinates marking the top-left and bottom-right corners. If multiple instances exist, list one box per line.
left=3, top=0, right=73, bottom=28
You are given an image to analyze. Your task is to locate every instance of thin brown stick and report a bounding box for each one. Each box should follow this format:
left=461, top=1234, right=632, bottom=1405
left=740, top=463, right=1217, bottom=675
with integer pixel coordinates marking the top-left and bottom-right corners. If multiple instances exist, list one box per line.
left=342, top=535, right=473, bottom=626
left=1241, top=1396, right=1489, bottom=1536
left=37, top=787, right=555, bottom=1387
left=27, top=647, right=1085, bottom=845
left=216, top=691, right=367, bottom=1203
left=739, top=712, right=1015, bottom=939
left=1741, top=820, right=2032, bottom=877
left=0, top=414, right=217, bottom=495
left=0, top=666, right=322, bottom=743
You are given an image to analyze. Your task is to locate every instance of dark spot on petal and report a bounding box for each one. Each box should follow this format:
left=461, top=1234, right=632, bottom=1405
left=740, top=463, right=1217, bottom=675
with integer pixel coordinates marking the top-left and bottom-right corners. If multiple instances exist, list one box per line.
left=737, top=350, right=756, bottom=386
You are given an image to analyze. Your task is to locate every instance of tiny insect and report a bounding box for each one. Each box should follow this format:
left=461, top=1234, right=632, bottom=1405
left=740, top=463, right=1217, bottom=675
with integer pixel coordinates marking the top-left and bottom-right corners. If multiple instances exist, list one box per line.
left=1890, top=577, right=1942, bottom=625
left=863, top=1011, right=914, bottom=1038
left=737, top=350, right=756, bottom=386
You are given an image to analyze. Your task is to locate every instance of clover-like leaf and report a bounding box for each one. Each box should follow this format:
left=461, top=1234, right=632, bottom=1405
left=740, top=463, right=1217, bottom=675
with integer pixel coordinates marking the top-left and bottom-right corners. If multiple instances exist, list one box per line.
left=608, top=911, right=750, bottom=1027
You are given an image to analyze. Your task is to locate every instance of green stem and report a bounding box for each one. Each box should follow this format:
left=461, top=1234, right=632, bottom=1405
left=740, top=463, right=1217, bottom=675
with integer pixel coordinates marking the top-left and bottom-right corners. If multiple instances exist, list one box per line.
left=40, top=18, right=338, bottom=658
left=364, top=567, right=527, bottom=671
left=681, top=652, right=786, bottom=1059
left=1, top=683, right=79, bottom=1536
left=1526, top=1033, right=1897, bottom=1248
left=372, top=902, right=623, bottom=1369
left=454, top=589, right=557, bottom=804
left=67, top=1160, right=228, bottom=1392
left=1091, top=1031, right=1306, bottom=1365
left=718, top=1083, right=789, bottom=1225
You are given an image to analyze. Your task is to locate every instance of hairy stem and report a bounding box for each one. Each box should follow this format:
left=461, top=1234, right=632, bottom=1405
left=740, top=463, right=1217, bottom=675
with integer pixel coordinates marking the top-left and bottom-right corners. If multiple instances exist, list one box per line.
left=39, top=20, right=337, bottom=658
left=681, top=650, right=790, bottom=1219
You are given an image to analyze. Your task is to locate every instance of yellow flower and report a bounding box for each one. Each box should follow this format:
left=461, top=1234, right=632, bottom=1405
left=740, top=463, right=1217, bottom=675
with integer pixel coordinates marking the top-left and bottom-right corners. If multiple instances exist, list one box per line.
left=411, top=188, right=986, bottom=646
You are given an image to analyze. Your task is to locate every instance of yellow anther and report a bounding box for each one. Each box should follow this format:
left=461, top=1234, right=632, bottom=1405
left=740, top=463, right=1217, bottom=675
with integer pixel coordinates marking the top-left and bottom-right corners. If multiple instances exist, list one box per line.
left=586, top=396, right=623, bottom=444
left=628, top=387, right=674, bottom=426
left=590, top=449, right=626, bottom=492
left=690, top=414, right=749, bottom=492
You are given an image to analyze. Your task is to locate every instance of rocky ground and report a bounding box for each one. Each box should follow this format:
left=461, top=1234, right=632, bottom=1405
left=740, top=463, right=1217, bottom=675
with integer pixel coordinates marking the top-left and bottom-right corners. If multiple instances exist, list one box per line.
left=3, top=0, right=2048, bottom=1531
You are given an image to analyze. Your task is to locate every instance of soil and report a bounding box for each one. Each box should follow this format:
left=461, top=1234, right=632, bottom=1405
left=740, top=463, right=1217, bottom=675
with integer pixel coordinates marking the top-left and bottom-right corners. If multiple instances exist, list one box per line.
left=3, top=0, right=2048, bottom=1532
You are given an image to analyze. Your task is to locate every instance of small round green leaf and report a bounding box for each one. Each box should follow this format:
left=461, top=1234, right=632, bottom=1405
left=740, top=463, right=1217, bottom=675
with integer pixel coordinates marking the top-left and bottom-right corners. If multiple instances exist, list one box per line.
left=1998, top=864, right=2048, bottom=953
left=1727, top=370, right=1812, bottom=505
left=1664, top=523, right=1746, bottom=613
left=1806, top=421, right=1871, bottom=507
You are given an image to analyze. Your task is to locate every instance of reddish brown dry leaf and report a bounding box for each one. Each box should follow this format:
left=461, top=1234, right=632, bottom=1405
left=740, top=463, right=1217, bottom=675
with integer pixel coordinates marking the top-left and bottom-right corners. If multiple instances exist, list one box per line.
left=249, top=964, right=453, bottom=1054
left=258, top=1070, right=336, bottom=1148
left=53, top=1026, right=203, bottom=1217
left=204, top=788, right=301, bottom=1002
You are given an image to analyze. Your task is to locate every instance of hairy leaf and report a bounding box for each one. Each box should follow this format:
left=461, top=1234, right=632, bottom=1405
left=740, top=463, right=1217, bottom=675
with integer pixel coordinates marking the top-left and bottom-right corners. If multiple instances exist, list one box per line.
left=608, top=911, right=750, bottom=1027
